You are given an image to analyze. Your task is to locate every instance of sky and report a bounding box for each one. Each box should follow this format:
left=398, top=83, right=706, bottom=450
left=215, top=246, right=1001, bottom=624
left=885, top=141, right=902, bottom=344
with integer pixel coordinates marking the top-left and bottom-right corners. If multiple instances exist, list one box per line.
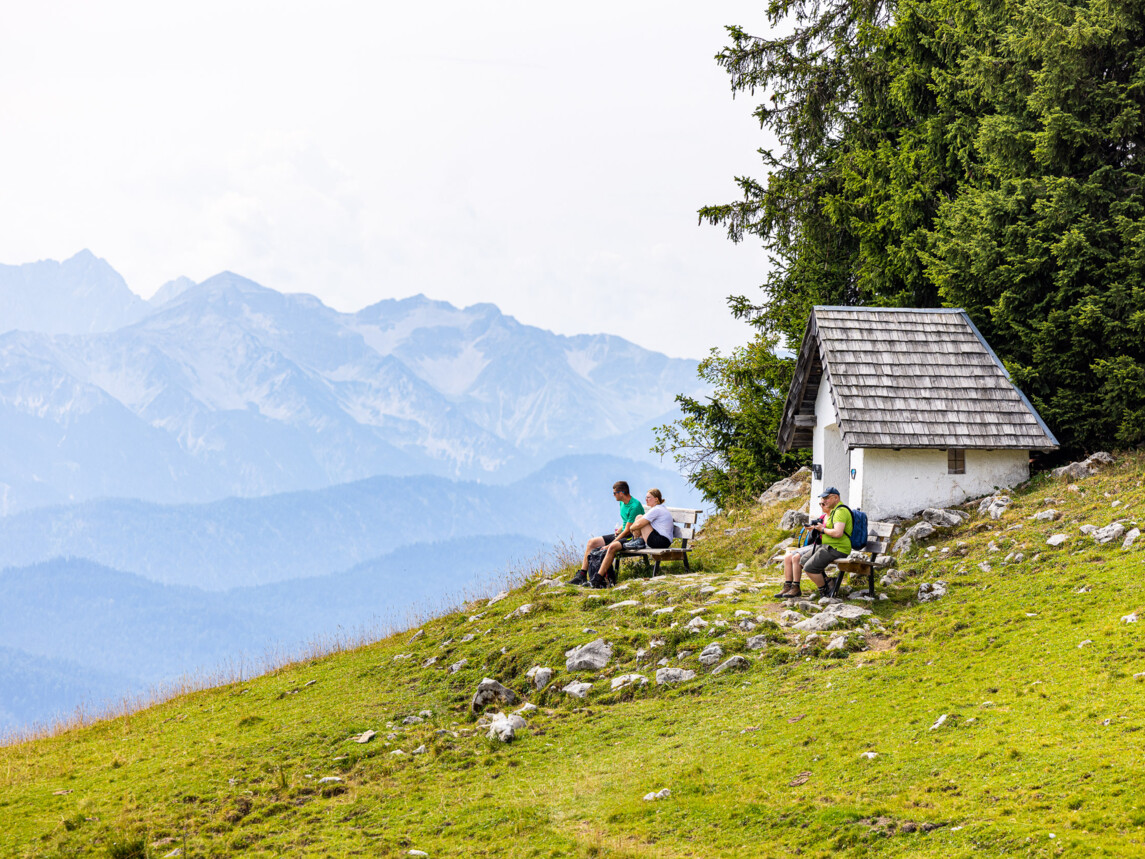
left=0, top=1, right=776, bottom=359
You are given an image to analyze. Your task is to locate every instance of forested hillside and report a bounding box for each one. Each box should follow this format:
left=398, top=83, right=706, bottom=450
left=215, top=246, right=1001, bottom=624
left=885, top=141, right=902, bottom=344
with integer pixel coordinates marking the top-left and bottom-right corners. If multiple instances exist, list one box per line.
left=660, top=0, right=1145, bottom=506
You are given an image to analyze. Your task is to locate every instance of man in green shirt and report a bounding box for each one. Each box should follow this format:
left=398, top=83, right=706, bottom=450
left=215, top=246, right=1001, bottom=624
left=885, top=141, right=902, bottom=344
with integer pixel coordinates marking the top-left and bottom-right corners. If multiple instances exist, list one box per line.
left=778, top=487, right=852, bottom=599
left=569, top=481, right=644, bottom=587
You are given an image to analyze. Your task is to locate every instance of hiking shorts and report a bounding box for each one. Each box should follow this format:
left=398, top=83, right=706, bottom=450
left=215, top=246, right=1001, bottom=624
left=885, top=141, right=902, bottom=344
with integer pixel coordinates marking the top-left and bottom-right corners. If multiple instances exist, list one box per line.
left=802, top=545, right=847, bottom=575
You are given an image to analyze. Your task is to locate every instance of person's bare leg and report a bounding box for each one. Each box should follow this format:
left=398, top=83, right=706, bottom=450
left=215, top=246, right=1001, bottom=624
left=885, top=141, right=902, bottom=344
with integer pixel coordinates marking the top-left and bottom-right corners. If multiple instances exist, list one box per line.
left=633, top=521, right=653, bottom=541
left=581, top=536, right=606, bottom=571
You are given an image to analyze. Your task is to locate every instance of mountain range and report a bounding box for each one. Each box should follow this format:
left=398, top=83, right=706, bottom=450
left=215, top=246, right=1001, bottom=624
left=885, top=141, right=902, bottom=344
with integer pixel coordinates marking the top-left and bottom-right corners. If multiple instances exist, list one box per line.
left=0, top=250, right=703, bottom=513
left=0, top=250, right=709, bottom=731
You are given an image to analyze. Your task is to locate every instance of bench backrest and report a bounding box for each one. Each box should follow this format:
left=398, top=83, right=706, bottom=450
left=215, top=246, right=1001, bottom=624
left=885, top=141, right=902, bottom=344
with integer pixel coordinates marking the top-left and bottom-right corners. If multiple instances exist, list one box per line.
left=865, top=520, right=896, bottom=556
left=666, top=507, right=703, bottom=548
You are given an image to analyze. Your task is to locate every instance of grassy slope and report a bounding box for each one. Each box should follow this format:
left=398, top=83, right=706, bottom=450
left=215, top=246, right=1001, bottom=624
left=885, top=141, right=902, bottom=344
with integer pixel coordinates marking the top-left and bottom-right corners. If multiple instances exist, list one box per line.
left=4, top=455, right=1145, bottom=858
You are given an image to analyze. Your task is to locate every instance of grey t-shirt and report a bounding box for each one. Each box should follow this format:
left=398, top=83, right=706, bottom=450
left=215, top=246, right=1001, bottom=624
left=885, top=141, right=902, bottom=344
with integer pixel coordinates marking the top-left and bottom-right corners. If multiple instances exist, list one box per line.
left=644, top=504, right=674, bottom=539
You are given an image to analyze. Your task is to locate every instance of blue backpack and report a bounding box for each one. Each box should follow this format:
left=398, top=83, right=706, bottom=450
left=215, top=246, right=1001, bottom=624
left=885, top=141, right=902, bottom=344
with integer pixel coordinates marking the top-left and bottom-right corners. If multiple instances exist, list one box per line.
left=836, top=504, right=869, bottom=550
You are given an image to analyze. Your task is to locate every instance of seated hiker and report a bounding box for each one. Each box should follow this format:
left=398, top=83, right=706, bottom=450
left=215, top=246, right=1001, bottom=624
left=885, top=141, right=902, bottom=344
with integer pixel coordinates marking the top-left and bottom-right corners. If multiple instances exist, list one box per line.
left=569, top=480, right=644, bottom=586
left=773, top=512, right=823, bottom=598
left=777, top=487, right=852, bottom=599
left=587, top=488, right=673, bottom=587
left=627, top=488, right=674, bottom=550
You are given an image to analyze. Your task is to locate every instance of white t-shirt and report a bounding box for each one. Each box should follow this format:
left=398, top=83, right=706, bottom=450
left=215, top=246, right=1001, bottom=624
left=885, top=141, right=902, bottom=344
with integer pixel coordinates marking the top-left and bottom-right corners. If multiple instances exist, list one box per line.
left=644, top=504, right=674, bottom=540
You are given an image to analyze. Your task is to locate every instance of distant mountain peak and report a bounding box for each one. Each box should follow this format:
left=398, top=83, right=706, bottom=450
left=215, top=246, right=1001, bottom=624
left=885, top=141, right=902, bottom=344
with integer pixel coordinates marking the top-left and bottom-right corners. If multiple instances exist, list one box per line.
left=149, top=276, right=196, bottom=307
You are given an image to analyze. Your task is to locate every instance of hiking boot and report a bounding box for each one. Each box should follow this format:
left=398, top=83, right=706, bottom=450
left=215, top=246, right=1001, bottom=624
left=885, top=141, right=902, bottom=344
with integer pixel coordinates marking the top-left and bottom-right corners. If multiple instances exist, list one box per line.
left=773, top=582, right=796, bottom=598
left=568, top=570, right=588, bottom=586
left=818, top=586, right=832, bottom=599
left=787, top=585, right=803, bottom=599
left=588, top=572, right=609, bottom=589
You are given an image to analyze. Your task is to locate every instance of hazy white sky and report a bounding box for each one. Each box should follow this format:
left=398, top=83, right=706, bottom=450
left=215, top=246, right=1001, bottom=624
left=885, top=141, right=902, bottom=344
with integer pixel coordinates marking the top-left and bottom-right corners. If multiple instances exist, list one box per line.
left=0, top=1, right=775, bottom=359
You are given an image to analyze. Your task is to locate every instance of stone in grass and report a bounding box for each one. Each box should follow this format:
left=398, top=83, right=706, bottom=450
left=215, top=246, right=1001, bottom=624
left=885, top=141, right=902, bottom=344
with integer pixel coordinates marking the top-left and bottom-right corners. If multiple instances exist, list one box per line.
left=487, top=591, right=511, bottom=606
left=917, top=581, right=948, bottom=602
left=470, top=678, right=519, bottom=713
left=422, top=657, right=438, bottom=668
left=1092, top=523, right=1126, bottom=544
left=779, top=610, right=805, bottom=627
left=562, top=681, right=593, bottom=699
left=859, top=751, right=878, bottom=759
left=824, top=603, right=872, bottom=621
left=412, top=745, right=427, bottom=755
left=611, top=673, right=649, bottom=690
left=449, top=659, right=468, bottom=673
left=402, top=715, right=424, bottom=725
left=746, top=635, right=770, bottom=651
left=354, top=730, right=376, bottom=744
left=686, top=616, right=709, bottom=631
left=655, top=667, right=696, bottom=685
left=712, top=655, right=749, bottom=675
left=317, top=776, right=343, bottom=783
left=1122, top=613, right=1138, bottom=624
left=525, top=665, right=553, bottom=691
left=1047, top=534, right=1069, bottom=547
left=698, top=643, right=724, bottom=666
left=929, top=714, right=948, bottom=731
left=1124, top=528, right=1141, bottom=550
left=643, top=788, right=672, bottom=801
left=487, top=713, right=528, bottom=742
left=793, top=613, right=840, bottom=632
left=565, top=639, right=613, bottom=671
left=409, top=851, right=430, bottom=858
left=609, top=600, right=641, bottom=610
left=505, top=603, right=533, bottom=618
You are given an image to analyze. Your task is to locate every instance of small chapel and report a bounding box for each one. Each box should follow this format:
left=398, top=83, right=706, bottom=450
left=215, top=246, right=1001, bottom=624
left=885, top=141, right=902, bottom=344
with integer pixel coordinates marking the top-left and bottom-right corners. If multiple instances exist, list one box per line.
left=776, top=307, right=1059, bottom=519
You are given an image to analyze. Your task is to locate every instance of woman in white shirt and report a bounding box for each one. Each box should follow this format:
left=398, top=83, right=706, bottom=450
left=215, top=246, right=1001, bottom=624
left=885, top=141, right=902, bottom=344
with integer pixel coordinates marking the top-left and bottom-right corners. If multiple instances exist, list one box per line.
left=627, top=488, right=675, bottom=549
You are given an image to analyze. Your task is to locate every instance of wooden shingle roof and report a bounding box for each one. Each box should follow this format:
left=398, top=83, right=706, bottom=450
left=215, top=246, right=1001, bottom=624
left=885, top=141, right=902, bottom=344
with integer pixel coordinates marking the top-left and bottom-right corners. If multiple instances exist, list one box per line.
left=777, top=307, right=1059, bottom=452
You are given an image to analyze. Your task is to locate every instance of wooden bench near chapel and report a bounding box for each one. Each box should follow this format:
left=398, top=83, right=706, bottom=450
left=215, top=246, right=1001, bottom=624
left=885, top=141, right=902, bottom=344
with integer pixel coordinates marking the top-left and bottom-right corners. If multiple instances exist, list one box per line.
left=612, top=507, right=704, bottom=579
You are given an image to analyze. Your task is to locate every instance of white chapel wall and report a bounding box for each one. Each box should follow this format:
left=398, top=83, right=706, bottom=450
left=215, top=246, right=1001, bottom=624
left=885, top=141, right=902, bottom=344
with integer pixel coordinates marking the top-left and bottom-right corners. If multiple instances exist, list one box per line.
left=809, top=377, right=851, bottom=511
left=858, top=448, right=1030, bottom=518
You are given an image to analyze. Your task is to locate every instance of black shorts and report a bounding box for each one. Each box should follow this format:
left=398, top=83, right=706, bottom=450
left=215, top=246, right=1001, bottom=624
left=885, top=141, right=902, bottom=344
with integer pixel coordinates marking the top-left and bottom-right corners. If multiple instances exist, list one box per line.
left=601, top=533, right=617, bottom=545
left=646, top=531, right=671, bottom=549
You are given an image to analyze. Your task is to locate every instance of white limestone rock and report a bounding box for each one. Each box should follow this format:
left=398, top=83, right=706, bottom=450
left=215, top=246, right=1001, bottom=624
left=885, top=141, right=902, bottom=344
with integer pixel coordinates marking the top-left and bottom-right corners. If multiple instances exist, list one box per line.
left=1047, top=533, right=1069, bottom=547
left=610, top=673, right=649, bottom=690
left=655, top=667, right=696, bottom=685
left=922, top=508, right=966, bottom=527
left=779, top=610, right=805, bottom=627
left=1092, top=523, right=1126, bottom=544
left=525, top=665, right=553, bottom=691
left=1124, top=528, right=1141, bottom=550
left=565, top=639, right=613, bottom=671
left=470, top=678, right=519, bottom=713
left=793, top=612, right=840, bottom=632
left=712, top=655, right=749, bottom=675
left=894, top=521, right=936, bottom=554
left=562, top=681, right=593, bottom=699
left=698, top=643, right=724, bottom=666
left=918, top=581, right=948, bottom=602
left=746, top=635, right=770, bottom=650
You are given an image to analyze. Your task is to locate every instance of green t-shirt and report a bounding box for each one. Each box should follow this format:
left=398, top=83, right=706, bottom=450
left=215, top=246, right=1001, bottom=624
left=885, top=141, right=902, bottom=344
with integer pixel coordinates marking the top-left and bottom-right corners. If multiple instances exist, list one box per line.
left=822, top=504, right=853, bottom=553
left=619, top=497, right=644, bottom=527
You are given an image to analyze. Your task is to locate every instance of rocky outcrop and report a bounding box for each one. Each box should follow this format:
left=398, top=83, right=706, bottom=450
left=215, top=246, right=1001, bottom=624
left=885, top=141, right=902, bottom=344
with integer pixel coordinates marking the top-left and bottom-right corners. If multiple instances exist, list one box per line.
left=759, top=467, right=812, bottom=506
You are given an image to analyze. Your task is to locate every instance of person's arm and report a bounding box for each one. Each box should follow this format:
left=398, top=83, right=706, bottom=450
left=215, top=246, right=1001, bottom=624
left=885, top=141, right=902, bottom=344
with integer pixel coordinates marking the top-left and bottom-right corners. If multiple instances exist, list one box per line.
left=817, top=511, right=846, bottom=539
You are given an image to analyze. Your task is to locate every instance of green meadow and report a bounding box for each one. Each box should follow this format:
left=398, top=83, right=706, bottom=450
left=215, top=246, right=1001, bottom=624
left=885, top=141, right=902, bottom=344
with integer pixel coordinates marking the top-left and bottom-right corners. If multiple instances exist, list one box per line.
left=4, top=456, right=1145, bottom=858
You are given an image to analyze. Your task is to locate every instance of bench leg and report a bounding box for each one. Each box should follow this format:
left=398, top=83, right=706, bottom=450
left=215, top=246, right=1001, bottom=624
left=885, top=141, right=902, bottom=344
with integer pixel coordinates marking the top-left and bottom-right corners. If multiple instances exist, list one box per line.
left=682, top=553, right=690, bottom=572
left=653, top=559, right=661, bottom=577
left=868, top=571, right=875, bottom=598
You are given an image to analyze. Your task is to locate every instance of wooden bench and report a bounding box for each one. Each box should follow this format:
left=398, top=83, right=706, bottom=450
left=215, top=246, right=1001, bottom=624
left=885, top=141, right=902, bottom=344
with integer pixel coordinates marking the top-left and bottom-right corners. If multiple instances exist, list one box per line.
left=825, top=520, right=896, bottom=598
left=611, top=507, right=703, bottom=579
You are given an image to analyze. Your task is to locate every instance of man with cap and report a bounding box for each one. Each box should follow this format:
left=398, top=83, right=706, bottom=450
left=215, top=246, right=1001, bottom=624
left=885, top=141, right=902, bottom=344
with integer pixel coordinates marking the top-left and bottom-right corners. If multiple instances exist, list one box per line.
left=776, top=487, right=852, bottom=599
